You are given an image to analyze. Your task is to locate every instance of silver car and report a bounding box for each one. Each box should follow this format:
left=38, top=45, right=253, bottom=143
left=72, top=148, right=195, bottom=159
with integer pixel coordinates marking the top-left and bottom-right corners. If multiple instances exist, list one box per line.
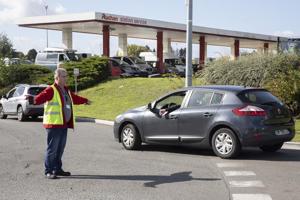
left=0, top=84, right=47, bottom=121
left=114, top=86, right=295, bottom=158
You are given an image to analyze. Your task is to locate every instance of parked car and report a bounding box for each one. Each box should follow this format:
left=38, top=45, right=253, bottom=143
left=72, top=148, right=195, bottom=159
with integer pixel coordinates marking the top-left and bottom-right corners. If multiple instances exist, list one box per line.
left=0, top=84, right=47, bottom=121
left=3, top=58, right=33, bottom=66
left=165, top=58, right=186, bottom=76
left=113, top=85, right=295, bottom=158
left=113, top=56, right=154, bottom=75
left=108, top=58, right=148, bottom=77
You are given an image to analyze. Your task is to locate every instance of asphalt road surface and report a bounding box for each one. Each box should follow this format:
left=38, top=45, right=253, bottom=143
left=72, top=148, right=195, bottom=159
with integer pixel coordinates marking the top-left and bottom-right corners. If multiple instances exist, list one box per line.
left=0, top=117, right=299, bottom=200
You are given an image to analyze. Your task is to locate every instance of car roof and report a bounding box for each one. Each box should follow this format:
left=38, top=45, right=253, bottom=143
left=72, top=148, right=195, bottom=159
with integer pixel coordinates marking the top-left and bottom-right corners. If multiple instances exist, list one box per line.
left=15, top=84, right=48, bottom=88
left=187, top=85, right=266, bottom=93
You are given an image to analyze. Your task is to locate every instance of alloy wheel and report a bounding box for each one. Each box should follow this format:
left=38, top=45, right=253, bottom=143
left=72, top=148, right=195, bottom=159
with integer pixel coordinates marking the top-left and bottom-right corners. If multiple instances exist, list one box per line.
left=122, top=127, right=134, bottom=148
left=215, top=132, right=233, bottom=155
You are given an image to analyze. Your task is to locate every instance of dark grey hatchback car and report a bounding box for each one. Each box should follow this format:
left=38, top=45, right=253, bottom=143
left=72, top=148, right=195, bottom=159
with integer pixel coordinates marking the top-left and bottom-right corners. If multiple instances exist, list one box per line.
left=113, top=86, right=295, bottom=158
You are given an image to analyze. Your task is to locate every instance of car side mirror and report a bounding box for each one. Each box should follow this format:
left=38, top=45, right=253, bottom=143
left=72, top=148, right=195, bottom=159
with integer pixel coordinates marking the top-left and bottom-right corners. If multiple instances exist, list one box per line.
left=147, top=103, right=152, bottom=110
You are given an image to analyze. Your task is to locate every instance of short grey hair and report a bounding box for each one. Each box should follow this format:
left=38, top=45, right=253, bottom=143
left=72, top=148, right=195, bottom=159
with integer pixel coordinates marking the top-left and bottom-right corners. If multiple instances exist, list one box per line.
left=54, top=68, right=67, bottom=79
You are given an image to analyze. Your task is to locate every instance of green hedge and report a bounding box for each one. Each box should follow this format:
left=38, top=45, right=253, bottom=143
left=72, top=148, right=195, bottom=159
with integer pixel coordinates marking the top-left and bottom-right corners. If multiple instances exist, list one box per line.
left=61, top=56, right=110, bottom=91
left=0, top=64, right=52, bottom=96
left=197, top=53, right=300, bottom=116
left=0, top=56, right=110, bottom=96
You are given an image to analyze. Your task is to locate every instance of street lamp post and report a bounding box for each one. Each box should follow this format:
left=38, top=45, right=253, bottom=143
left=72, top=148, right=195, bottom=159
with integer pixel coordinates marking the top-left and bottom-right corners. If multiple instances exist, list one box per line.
left=45, top=5, right=48, bottom=48
left=185, top=0, right=193, bottom=87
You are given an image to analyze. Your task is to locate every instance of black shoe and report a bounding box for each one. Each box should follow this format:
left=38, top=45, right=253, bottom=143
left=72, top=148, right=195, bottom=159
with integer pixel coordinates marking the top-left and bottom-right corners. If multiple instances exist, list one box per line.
left=55, top=170, right=71, bottom=176
left=45, top=173, right=57, bottom=179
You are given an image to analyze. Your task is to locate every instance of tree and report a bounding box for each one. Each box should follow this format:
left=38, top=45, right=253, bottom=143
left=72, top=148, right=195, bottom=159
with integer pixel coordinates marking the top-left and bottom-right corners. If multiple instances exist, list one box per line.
left=26, top=49, right=37, bottom=61
left=0, top=33, right=13, bottom=58
left=127, top=44, right=150, bottom=57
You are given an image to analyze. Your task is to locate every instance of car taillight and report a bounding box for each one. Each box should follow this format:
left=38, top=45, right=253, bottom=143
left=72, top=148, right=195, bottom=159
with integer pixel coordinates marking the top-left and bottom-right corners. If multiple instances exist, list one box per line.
left=232, top=105, right=266, bottom=116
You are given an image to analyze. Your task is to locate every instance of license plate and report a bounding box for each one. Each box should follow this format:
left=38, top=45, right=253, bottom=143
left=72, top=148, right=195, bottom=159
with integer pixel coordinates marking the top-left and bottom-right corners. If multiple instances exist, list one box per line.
left=275, top=129, right=289, bottom=136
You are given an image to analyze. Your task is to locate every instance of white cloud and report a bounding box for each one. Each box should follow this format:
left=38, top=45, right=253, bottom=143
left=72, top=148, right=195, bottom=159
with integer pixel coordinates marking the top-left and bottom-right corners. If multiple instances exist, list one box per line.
left=54, top=4, right=66, bottom=14
left=273, top=30, right=297, bottom=37
left=0, top=0, right=66, bottom=24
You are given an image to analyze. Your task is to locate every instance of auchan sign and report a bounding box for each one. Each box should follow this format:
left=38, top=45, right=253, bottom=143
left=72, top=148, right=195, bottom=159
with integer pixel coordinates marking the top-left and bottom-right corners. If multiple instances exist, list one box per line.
left=101, top=14, right=147, bottom=25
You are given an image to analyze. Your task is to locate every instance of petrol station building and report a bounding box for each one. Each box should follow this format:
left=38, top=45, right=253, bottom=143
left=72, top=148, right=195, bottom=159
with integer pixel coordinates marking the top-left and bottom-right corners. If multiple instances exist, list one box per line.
left=18, top=12, right=281, bottom=73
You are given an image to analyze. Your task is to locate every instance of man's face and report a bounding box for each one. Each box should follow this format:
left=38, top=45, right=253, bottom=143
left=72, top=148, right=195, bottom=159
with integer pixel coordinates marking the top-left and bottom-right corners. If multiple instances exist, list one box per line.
left=57, top=71, right=67, bottom=86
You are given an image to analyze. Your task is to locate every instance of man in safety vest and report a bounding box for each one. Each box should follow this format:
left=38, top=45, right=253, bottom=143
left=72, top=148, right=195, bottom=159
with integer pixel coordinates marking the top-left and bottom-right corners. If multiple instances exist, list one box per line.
left=33, top=68, right=91, bottom=179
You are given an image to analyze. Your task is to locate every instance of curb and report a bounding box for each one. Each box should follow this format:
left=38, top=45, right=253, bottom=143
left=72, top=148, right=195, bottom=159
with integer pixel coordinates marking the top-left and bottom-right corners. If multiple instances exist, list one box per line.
left=76, top=117, right=114, bottom=126
left=76, top=117, right=300, bottom=145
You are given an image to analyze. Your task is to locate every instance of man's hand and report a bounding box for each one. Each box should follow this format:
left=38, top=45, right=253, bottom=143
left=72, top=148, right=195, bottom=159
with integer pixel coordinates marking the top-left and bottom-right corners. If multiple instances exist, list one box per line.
left=86, top=100, right=92, bottom=105
left=159, top=109, right=167, bottom=116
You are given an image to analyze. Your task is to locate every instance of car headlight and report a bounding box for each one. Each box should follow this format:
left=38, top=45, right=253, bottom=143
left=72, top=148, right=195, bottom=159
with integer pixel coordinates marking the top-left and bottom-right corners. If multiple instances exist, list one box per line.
left=115, top=114, right=124, bottom=123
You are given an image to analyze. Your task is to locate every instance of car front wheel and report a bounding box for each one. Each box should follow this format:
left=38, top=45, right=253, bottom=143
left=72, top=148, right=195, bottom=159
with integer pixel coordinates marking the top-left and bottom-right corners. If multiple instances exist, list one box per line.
left=212, top=128, right=241, bottom=158
left=121, top=123, right=141, bottom=150
left=0, top=105, right=7, bottom=119
left=260, top=142, right=284, bottom=152
left=17, top=106, right=26, bottom=121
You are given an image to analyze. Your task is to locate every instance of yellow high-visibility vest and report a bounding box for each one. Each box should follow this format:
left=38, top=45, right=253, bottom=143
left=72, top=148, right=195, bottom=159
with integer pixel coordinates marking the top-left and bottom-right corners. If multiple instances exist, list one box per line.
left=43, top=85, right=75, bottom=126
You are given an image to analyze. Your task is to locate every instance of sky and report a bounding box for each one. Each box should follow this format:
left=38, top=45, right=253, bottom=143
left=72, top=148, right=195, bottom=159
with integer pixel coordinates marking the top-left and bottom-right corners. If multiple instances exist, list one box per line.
left=0, top=0, right=300, bottom=58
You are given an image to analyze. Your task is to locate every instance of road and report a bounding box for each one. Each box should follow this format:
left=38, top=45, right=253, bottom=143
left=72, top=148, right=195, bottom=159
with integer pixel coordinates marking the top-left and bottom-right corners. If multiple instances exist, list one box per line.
left=0, top=117, right=299, bottom=200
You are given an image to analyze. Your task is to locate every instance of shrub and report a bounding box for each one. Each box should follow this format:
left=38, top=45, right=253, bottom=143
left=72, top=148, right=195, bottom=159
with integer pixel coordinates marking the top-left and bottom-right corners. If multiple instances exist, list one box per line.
left=62, top=56, right=110, bottom=91
left=0, top=63, right=52, bottom=96
left=197, top=53, right=300, bottom=115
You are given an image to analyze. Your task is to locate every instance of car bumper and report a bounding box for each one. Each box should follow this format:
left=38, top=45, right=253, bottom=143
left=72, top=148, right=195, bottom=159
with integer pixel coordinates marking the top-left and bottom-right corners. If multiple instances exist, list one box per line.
left=240, top=123, right=295, bottom=146
left=24, top=107, right=44, bottom=116
left=113, top=121, right=121, bottom=142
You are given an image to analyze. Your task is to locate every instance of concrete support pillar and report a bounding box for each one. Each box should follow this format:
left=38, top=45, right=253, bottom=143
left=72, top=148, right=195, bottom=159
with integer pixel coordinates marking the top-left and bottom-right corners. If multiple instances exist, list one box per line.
left=264, top=42, right=269, bottom=53
left=157, top=31, right=164, bottom=73
left=62, top=28, right=73, bottom=49
left=102, top=25, right=110, bottom=57
left=163, top=38, right=172, bottom=55
left=199, top=36, right=207, bottom=70
left=257, top=48, right=263, bottom=54
left=118, top=33, right=128, bottom=56
left=231, top=39, right=240, bottom=59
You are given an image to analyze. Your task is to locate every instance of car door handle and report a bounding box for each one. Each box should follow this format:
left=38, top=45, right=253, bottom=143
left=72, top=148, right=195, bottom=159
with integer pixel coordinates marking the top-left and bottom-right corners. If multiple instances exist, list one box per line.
left=203, top=112, right=213, bottom=117
left=169, top=115, right=178, bottom=120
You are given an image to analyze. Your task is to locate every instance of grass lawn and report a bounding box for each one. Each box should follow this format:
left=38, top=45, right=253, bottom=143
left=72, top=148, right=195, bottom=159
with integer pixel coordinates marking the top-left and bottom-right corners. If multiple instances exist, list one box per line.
left=294, top=120, right=300, bottom=142
left=74, top=77, right=203, bottom=121
left=74, top=77, right=300, bottom=142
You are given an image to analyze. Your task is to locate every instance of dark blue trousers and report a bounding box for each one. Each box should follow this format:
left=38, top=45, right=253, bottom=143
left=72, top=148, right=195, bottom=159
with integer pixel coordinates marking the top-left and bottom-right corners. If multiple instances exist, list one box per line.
left=45, top=128, right=68, bottom=174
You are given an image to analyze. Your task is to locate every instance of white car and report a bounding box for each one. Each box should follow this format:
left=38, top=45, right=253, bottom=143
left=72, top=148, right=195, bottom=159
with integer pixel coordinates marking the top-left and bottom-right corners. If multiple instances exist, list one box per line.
left=0, top=84, right=47, bottom=121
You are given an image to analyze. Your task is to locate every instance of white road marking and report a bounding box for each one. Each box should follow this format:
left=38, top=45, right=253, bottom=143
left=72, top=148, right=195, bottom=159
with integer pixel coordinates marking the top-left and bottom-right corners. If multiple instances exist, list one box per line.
left=224, top=171, right=256, bottom=176
left=229, top=180, right=265, bottom=187
left=216, top=163, right=244, bottom=168
left=232, top=194, right=272, bottom=200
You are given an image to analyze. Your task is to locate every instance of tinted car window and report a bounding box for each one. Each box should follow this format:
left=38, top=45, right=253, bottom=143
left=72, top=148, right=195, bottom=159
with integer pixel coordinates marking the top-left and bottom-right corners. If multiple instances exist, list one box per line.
left=123, top=57, right=133, bottom=65
left=188, top=90, right=213, bottom=107
left=156, top=91, right=187, bottom=109
left=238, top=90, right=282, bottom=104
left=28, top=87, right=46, bottom=95
left=211, top=93, right=224, bottom=105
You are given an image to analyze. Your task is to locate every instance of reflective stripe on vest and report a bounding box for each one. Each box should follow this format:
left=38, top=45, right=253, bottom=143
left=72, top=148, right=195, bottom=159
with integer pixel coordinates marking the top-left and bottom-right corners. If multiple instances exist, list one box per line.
left=43, top=85, right=75, bottom=126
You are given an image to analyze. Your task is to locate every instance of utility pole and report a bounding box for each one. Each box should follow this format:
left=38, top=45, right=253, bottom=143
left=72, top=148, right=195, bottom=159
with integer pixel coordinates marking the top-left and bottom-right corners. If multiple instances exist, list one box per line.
left=185, top=0, right=193, bottom=87
left=45, top=5, right=48, bottom=48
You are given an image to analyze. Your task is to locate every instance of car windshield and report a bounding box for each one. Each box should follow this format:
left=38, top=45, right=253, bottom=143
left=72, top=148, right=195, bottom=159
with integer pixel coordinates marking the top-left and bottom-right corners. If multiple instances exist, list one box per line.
left=237, top=90, right=282, bottom=105
left=28, top=87, right=46, bottom=95
left=129, top=56, right=146, bottom=64
left=66, top=52, right=77, bottom=61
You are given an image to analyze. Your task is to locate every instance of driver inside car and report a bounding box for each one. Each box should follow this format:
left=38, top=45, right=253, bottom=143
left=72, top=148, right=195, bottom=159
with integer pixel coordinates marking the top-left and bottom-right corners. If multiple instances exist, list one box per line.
left=159, top=102, right=181, bottom=117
